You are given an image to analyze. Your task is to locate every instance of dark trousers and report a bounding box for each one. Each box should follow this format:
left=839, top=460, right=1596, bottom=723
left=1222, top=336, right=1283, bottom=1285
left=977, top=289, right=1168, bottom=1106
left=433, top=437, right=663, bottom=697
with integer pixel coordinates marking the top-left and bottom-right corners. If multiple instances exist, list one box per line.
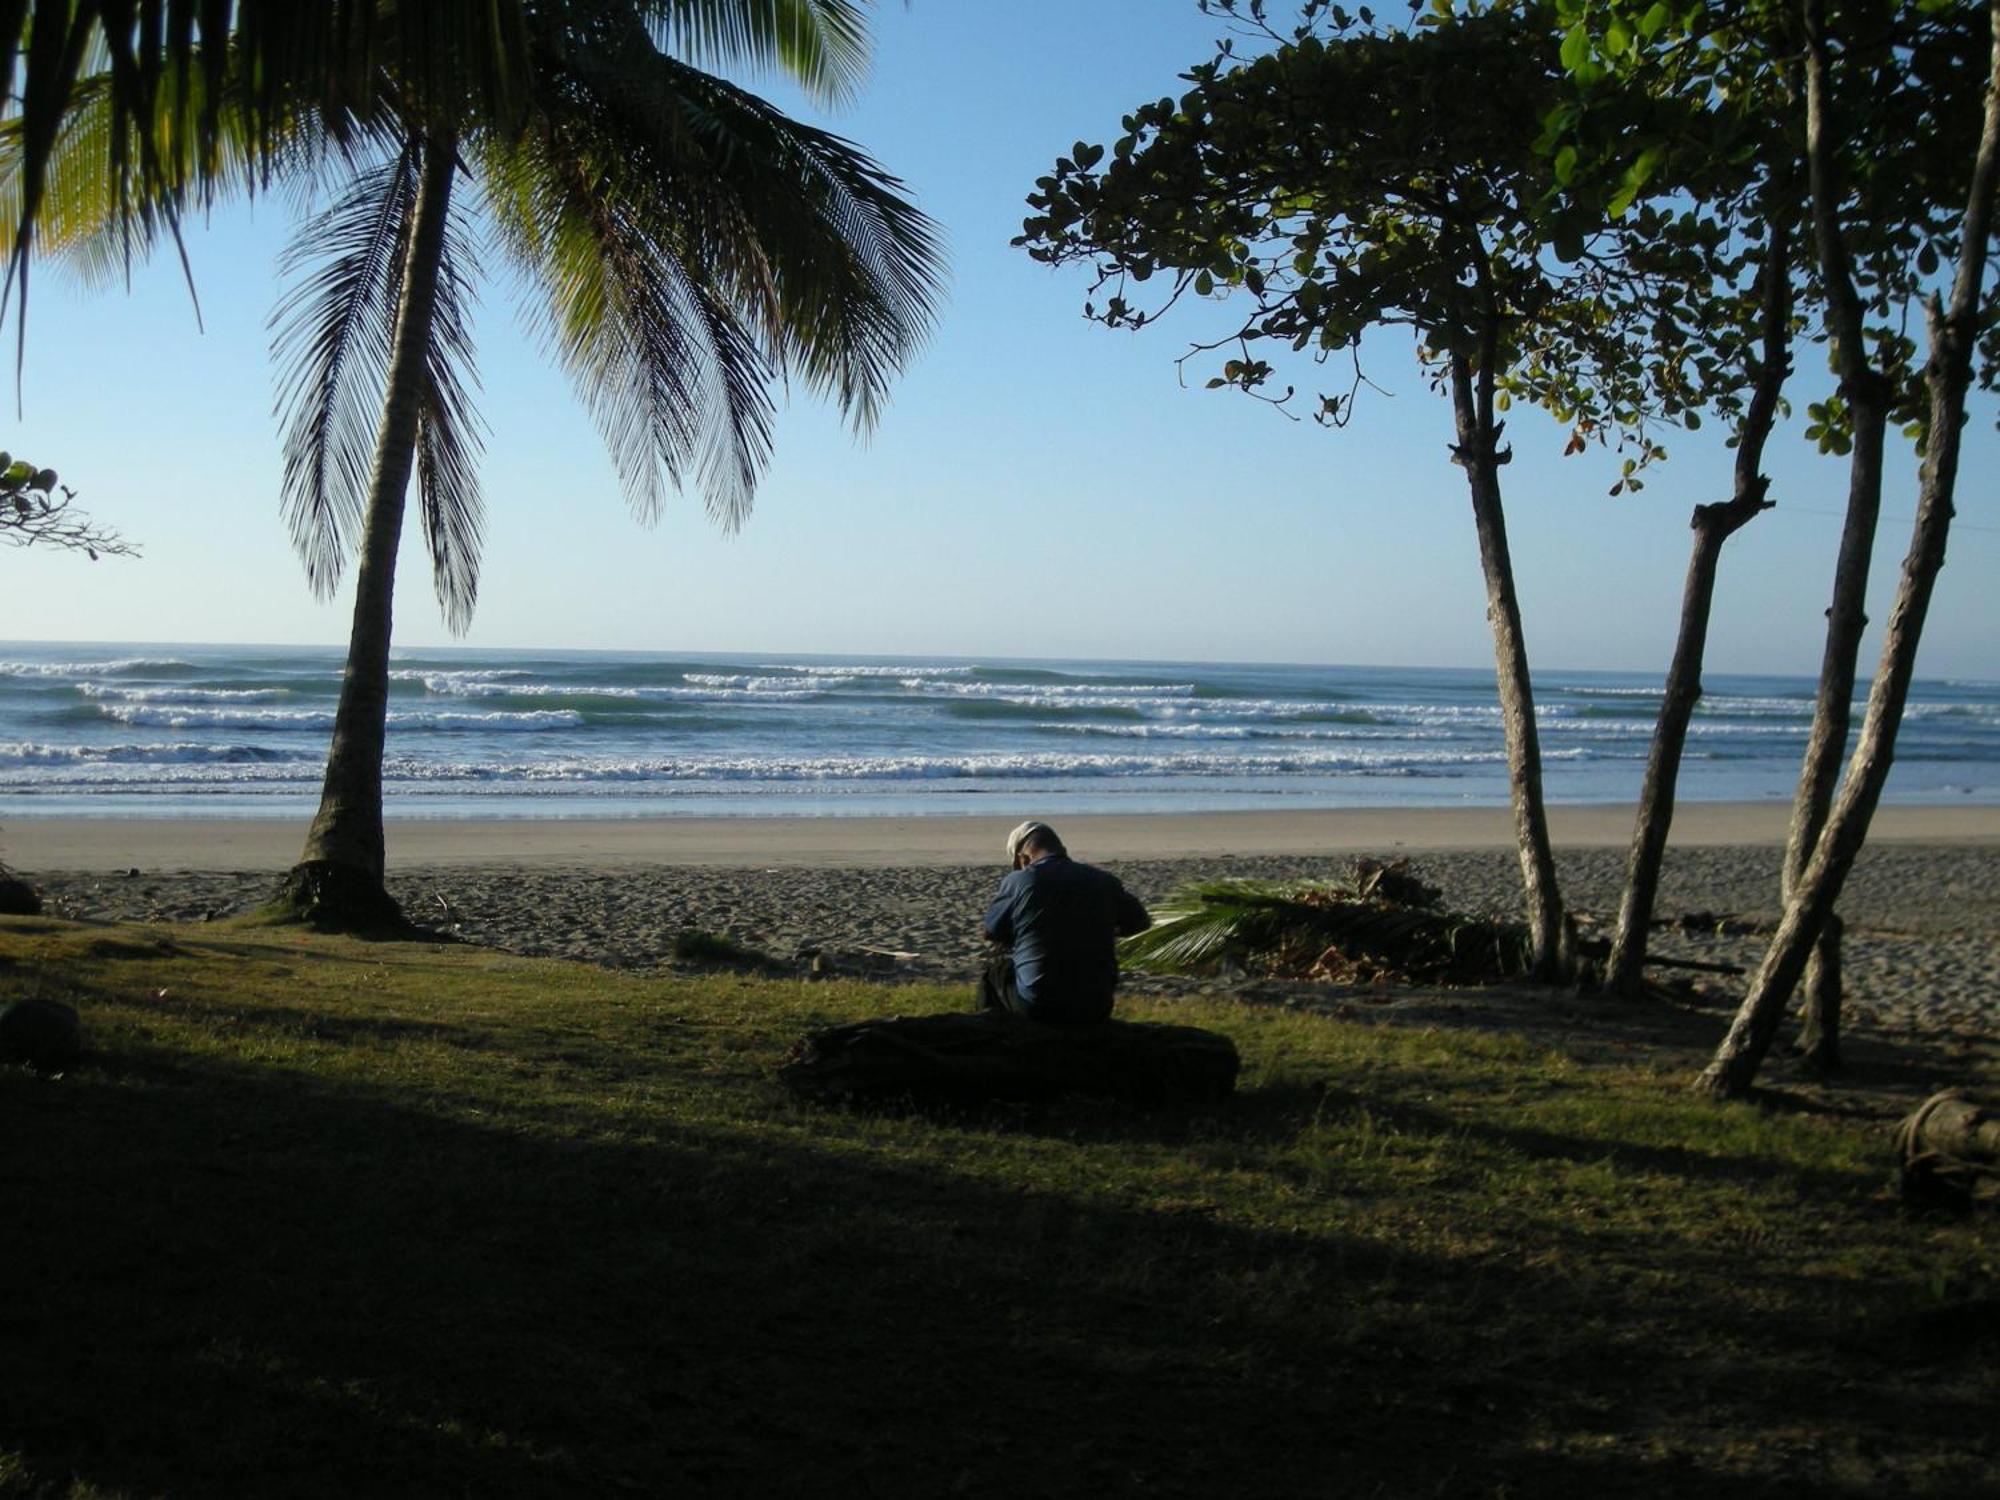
left=976, top=954, right=1111, bottom=1025
left=977, top=953, right=1033, bottom=1018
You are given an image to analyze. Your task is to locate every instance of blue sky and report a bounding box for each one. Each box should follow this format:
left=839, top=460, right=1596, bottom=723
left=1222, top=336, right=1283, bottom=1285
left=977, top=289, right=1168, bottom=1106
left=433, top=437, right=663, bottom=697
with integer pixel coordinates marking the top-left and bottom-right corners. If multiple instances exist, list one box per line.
left=2, top=0, right=1994, bottom=678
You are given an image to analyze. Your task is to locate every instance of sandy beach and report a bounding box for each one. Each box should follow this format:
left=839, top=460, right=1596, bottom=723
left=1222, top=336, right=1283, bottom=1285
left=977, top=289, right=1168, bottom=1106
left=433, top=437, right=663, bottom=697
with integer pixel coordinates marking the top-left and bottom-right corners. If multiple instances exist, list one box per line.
left=8, top=802, right=2000, bottom=870
left=10, top=804, right=2000, bottom=1049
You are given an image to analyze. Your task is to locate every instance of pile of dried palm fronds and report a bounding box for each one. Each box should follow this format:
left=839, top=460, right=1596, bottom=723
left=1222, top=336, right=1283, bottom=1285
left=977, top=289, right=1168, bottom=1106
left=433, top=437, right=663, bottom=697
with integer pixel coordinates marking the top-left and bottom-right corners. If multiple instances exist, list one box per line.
left=1121, top=859, right=1532, bottom=987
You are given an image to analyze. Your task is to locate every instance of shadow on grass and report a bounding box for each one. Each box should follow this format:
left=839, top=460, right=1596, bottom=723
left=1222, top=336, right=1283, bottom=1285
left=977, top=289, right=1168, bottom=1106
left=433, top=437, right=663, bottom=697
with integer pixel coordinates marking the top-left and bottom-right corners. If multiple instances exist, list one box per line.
left=4, top=1003, right=1995, bottom=1498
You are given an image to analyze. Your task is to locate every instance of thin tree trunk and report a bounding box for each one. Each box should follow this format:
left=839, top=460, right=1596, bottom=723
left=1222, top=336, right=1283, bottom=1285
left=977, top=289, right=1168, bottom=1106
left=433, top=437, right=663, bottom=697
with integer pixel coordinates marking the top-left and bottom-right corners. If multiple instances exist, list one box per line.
left=1606, top=220, right=1790, bottom=996
left=280, top=130, right=458, bottom=926
left=1796, top=911, right=1842, bottom=1065
left=1696, top=0, right=2000, bottom=1099
left=1779, top=0, right=1896, bottom=1056
left=1605, top=506, right=1753, bottom=992
left=1782, top=389, right=1883, bottom=1059
left=1449, top=352, right=1567, bottom=980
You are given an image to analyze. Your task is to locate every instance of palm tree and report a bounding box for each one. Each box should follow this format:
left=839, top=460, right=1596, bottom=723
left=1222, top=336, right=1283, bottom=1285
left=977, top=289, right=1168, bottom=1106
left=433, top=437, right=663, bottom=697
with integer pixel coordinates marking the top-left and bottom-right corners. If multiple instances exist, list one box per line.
left=4, top=2, right=943, bottom=928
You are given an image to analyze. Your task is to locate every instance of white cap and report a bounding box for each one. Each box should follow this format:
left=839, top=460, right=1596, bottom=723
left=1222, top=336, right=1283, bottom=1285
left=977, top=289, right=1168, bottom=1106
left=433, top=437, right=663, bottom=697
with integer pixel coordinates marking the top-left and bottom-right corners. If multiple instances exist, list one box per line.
left=1005, top=820, right=1054, bottom=861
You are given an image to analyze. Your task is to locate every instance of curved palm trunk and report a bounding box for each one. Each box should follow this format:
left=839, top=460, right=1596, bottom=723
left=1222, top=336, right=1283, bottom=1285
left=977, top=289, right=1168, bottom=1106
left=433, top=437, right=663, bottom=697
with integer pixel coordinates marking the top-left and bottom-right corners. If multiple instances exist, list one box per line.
left=1450, top=352, right=1567, bottom=980
left=280, top=130, right=458, bottom=927
left=1606, top=223, right=1790, bottom=996
left=1696, top=0, right=2000, bottom=1099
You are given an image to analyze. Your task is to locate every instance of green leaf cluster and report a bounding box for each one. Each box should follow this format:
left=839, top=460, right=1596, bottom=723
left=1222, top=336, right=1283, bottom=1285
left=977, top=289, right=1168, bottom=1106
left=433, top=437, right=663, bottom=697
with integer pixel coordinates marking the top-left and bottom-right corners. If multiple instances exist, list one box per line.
left=1022, top=0, right=2000, bottom=475
left=1020, top=8, right=1612, bottom=426
left=0, top=452, right=58, bottom=497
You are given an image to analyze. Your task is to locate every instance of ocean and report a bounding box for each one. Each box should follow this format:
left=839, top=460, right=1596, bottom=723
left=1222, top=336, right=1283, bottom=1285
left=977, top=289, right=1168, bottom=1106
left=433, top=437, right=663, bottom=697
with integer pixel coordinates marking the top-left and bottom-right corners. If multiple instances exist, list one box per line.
left=1, top=643, right=1995, bottom=819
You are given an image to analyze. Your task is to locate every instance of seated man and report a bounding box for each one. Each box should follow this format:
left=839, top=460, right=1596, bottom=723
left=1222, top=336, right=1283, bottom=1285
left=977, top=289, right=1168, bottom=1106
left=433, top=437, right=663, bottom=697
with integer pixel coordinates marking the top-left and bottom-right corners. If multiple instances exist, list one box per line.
left=979, top=820, right=1151, bottom=1024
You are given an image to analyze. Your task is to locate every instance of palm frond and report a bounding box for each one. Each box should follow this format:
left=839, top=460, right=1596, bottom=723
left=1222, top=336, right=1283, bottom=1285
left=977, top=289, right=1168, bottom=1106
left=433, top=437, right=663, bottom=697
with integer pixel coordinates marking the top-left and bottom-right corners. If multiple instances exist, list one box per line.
left=2, top=51, right=339, bottom=291
left=1121, top=875, right=1535, bottom=987
left=651, top=57, right=943, bottom=428
left=543, top=31, right=943, bottom=432
left=480, top=122, right=775, bottom=529
left=636, top=0, right=871, bottom=107
left=3, top=1, right=535, bottom=336
left=269, top=141, right=417, bottom=596
left=414, top=187, right=486, bottom=632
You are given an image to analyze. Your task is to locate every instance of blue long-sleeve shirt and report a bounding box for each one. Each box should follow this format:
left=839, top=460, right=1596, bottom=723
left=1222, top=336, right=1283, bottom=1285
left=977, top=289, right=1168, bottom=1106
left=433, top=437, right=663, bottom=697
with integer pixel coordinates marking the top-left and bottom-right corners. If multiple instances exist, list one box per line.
left=982, top=854, right=1151, bottom=1022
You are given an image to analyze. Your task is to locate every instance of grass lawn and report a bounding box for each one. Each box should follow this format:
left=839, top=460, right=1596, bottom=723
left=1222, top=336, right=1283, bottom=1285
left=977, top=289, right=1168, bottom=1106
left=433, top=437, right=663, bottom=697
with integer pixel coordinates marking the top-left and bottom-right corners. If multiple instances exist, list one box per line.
left=2, top=914, right=1994, bottom=1498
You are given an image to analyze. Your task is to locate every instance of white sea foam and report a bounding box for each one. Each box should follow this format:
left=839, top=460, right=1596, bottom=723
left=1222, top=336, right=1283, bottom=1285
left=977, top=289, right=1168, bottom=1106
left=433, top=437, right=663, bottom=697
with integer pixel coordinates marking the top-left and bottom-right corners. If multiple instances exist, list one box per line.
left=388, top=668, right=534, bottom=695
left=1903, top=702, right=2000, bottom=727
left=0, top=740, right=301, bottom=765
left=1046, top=722, right=1256, bottom=740
left=371, top=745, right=1560, bottom=782
left=395, top=676, right=828, bottom=704
left=94, top=704, right=584, bottom=731
left=76, top=683, right=290, bottom=703
left=397, top=678, right=652, bottom=701
left=755, top=663, right=977, bottom=678
left=683, top=673, right=849, bottom=694
left=4, top=744, right=1562, bottom=787
left=1046, top=721, right=1465, bottom=743
left=0, top=657, right=193, bottom=677
left=902, top=677, right=1197, bottom=700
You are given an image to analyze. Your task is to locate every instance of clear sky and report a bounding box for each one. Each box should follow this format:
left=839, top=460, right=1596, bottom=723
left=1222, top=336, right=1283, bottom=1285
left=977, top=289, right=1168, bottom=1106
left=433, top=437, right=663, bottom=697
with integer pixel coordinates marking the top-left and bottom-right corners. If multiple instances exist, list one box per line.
left=2, top=1, right=1994, bottom=678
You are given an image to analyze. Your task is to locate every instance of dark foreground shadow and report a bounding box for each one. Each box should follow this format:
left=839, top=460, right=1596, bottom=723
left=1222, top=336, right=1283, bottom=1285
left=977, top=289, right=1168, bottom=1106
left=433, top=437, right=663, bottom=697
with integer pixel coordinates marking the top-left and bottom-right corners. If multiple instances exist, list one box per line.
left=4, top=997, right=1995, bottom=1499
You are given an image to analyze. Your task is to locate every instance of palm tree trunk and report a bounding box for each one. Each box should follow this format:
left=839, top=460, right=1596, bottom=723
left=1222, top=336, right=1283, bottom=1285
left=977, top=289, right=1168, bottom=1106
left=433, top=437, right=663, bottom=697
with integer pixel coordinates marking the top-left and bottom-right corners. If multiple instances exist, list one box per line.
left=1606, top=220, right=1789, bottom=996
left=1696, top=0, right=2000, bottom=1099
left=279, top=129, right=458, bottom=928
left=1449, top=352, right=1567, bottom=980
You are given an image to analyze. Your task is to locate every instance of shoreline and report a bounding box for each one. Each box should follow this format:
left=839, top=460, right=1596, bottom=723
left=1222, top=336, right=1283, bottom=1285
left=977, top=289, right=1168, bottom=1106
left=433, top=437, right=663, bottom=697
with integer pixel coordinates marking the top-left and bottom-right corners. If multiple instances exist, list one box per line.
left=5, top=801, right=2000, bottom=871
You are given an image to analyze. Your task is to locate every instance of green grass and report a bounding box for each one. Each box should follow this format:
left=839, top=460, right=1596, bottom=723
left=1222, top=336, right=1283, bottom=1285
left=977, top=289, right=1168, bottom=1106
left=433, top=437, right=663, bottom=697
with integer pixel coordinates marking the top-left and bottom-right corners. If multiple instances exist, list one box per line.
left=2, top=914, right=1994, bottom=1498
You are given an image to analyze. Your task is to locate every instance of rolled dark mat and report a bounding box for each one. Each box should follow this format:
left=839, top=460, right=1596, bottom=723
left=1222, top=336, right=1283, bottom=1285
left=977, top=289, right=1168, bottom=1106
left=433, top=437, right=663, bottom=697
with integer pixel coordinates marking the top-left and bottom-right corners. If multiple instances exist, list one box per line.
left=0, top=998, right=84, bottom=1071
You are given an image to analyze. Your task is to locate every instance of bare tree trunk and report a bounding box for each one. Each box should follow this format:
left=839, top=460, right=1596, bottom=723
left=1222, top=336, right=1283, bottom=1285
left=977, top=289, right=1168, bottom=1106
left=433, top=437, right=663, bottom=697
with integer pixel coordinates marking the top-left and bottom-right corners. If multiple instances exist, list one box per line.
left=1606, top=221, right=1790, bottom=996
left=1606, top=502, right=1762, bottom=992
left=1695, top=0, right=2000, bottom=1098
left=1450, top=352, right=1568, bottom=980
left=1779, top=0, right=1897, bottom=1058
left=1796, top=911, right=1843, bottom=1065
left=277, top=130, right=458, bottom=929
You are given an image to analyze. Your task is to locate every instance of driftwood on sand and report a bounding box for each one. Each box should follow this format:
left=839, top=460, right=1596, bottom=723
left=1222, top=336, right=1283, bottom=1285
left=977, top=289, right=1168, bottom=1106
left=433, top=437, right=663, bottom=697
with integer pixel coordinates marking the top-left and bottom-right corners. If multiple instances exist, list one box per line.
left=780, top=1012, right=1240, bottom=1105
left=1893, top=1090, right=2000, bottom=1210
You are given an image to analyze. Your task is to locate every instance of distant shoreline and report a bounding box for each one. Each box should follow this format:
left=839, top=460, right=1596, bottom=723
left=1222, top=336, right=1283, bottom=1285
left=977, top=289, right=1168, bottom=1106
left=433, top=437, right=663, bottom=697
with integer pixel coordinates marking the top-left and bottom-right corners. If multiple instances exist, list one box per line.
left=7, top=802, right=1999, bottom=872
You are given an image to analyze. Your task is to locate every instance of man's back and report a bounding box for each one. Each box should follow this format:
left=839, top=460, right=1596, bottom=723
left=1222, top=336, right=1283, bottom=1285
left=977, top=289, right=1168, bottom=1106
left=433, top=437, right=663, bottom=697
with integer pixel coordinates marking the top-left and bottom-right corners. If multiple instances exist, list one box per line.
left=983, top=854, right=1150, bottom=1022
